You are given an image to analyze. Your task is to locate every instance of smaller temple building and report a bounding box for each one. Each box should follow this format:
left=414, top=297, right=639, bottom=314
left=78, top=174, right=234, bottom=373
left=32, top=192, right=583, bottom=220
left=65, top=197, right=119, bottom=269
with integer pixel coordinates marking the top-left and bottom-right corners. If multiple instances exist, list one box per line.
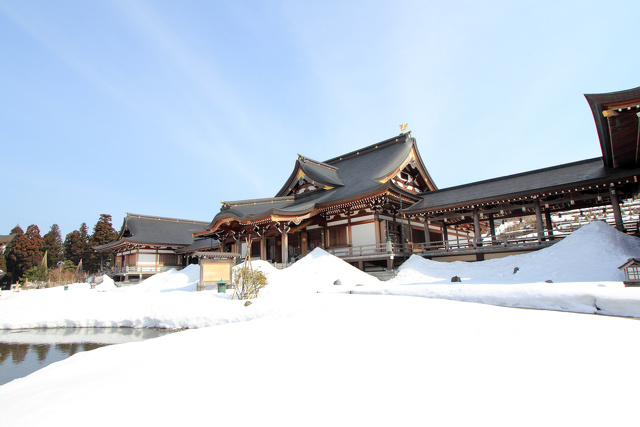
left=94, top=213, right=212, bottom=282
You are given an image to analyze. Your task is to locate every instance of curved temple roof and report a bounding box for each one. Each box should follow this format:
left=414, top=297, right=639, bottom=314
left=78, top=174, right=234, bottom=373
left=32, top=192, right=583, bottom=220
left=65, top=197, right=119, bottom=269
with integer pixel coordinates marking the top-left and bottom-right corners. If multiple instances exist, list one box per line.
left=197, top=133, right=437, bottom=236
left=585, top=86, right=640, bottom=169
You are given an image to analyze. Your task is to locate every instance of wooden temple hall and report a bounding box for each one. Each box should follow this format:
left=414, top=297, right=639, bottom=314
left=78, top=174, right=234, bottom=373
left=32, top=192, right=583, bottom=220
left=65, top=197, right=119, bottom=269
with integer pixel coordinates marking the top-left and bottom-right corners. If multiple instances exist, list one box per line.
left=193, top=86, right=640, bottom=270
left=95, top=85, right=640, bottom=278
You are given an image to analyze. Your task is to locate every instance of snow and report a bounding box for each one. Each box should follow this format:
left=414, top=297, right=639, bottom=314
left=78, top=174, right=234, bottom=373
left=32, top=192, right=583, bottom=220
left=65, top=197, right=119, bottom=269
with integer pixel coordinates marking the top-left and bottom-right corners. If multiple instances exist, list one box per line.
left=2, top=222, right=640, bottom=425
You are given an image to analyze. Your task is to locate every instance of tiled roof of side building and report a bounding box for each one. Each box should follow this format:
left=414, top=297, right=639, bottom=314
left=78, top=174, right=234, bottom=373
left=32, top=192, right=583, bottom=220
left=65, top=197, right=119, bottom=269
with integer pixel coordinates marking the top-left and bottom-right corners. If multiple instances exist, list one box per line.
left=175, top=237, right=220, bottom=254
left=404, top=157, right=640, bottom=213
left=94, top=213, right=209, bottom=250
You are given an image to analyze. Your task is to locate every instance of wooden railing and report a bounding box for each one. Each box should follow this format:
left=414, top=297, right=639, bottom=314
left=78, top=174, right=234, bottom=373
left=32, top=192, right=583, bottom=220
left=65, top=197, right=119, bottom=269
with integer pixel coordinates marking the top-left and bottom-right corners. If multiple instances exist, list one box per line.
left=325, top=242, right=391, bottom=258
left=323, top=219, right=639, bottom=259
left=112, top=265, right=180, bottom=274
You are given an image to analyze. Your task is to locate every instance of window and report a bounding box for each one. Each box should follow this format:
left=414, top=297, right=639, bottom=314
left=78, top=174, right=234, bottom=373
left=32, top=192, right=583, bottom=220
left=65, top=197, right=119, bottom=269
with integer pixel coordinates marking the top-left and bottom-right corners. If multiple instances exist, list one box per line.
left=627, top=266, right=640, bottom=281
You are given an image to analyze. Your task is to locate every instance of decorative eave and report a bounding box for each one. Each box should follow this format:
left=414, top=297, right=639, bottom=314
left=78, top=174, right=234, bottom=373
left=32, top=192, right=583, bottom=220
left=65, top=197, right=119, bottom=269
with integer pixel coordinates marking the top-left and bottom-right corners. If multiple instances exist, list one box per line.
left=405, top=178, right=638, bottom=218
left=93, top=240, right=187, bottom=253
left=316, top=183, right=420, bottom=214
left=374, top=140, right=437, bottom=192
left=194, top=251, right=241, bottom=259
left=585, top=86, right=640, bottom=168
left=276, top=155, right=344, bottom=197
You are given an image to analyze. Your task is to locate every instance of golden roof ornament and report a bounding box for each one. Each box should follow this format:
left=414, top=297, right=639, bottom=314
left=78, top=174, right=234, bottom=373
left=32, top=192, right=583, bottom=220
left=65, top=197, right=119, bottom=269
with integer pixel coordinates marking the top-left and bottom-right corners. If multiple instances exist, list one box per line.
left=399, top=123, right=408, bottom=133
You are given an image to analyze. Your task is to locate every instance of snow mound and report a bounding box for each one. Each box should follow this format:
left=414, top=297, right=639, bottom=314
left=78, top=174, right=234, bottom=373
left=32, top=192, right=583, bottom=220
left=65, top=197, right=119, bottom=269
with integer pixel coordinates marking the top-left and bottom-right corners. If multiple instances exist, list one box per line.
left=123, top=264, right=201, bottom=293
left=95, top=275, right=117, bottom=291
left=262, top=248, right=380, bottom=296
left=394, top=221, right=640, bottom=284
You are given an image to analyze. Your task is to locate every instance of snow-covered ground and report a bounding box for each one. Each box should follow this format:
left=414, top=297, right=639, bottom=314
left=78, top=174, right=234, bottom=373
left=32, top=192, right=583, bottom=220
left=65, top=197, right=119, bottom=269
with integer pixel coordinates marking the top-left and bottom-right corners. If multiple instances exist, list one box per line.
left=1, top=221, right=640, bottom=426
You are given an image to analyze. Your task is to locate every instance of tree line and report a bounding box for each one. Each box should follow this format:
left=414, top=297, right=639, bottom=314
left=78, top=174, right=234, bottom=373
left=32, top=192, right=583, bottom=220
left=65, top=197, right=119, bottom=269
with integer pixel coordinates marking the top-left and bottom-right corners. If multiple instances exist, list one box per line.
left=0, top=214, right=118, bottom=286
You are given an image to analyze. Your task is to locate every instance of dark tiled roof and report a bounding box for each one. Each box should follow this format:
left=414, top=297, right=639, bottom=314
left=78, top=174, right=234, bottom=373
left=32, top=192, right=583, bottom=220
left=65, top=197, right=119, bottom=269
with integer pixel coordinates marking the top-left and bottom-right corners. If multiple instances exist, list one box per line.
left=205, top=133, right=428, bottom=229
left=175, top=237, right=220, bottom=254
left=404, top=157, right=640, bottom=213
left=94, top=213, right=208, bottom=250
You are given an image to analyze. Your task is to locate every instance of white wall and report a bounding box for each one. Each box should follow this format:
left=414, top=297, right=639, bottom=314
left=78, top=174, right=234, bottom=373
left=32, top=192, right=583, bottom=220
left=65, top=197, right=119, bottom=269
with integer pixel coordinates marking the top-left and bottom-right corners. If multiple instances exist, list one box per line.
left=351, top=223, right=376, bottom=247
left=138, top=253, right=156, bottom=265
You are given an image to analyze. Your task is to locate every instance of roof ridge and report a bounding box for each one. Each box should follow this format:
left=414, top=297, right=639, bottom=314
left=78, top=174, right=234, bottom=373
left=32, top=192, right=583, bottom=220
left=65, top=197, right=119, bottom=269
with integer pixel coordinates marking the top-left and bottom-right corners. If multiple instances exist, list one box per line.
left=222, top=196, right=295, bottom=207
left=297, top=154, right=338, bottom=171
left=126, top=213, right=208, bottom=224
left=418, top=157, right=604, bottom=195
left=323, top=132, right=411, bottom=164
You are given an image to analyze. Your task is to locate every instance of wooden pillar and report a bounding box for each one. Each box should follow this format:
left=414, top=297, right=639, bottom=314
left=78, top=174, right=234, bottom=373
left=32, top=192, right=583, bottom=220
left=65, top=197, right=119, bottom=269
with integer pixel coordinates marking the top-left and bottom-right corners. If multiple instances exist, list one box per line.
left=473, top=207, right=481, bottom=248
left=301, top=231, right=308, bottom=254
left=281, top=230, right=289, bottom=265
left=260, top=235, right=266, bottom=260
left=610, top=187, right=624, bottom=231
left=423, top=219, right=431, bottom=249
left=347, top=211, right=352, bottom=246
left=488, top=213, right=497, bottom=245
left=455, top=225, right=459, bottom=248
left=544, top=209, right=554, bottom=241
left=442, top=219, right=449, bottom=249
left=534, top=198, right=544, bottom=243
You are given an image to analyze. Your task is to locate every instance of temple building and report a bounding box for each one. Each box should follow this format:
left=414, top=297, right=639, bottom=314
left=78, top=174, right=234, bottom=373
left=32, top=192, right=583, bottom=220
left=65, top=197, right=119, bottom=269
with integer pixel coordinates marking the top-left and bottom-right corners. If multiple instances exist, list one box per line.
left=193, top=132, right=470, bottom=271
left=197, top=85, right=640, bottom=267
left=96, top=85, right=640, bottom=278
left=94, top=213, right=212, bottom=282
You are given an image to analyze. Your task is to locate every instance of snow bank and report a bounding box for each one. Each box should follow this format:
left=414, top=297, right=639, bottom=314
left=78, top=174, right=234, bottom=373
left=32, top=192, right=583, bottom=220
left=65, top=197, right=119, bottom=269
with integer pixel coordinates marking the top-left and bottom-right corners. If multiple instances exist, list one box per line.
left=2, top=294, right=640, bottom=426
left=122, top=264, right=200, bottom=293
left=2, top=222, right=640, bottom=330
left=394, top=221, right=640, bottom=284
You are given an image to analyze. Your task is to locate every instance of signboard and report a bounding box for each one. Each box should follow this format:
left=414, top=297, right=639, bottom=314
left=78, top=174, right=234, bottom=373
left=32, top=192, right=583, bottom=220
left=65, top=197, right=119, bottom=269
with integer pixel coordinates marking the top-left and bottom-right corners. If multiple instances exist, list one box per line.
left=198, top=258, right=234, bottom=291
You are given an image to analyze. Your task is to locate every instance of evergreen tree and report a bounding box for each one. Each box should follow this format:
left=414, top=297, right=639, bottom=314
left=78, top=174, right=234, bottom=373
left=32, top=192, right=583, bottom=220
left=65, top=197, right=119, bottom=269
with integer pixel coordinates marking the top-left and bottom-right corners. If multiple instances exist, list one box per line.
left=64, top=229, right=86, bottom=266
left=43, top=224, right=64, bottom=268
left=10, top=225, right=44, bottom=279
left=88, top=214, right=118, bottom=272
left=4, top=225, right=24, bottom=281
left=78, top=223, right=93, bottom=264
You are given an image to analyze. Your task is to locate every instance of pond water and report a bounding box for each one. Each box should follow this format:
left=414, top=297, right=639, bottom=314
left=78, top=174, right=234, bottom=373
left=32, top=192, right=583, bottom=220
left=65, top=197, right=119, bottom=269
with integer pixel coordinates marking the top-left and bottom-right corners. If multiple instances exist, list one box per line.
left=0, top=328, right=177, bottom=386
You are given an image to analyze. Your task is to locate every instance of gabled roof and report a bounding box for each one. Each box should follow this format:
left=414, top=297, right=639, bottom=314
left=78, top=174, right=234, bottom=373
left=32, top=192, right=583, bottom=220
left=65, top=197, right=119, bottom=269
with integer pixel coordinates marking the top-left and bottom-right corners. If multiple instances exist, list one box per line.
left=404, top=157, right=640, bottom=214
left=94, top=213, right=208, bottom=251
left=619, top=258, right=640, bottom=270
left=198, top=133, right=436, bottom=235
left=276, top=155, right=344, bottom=197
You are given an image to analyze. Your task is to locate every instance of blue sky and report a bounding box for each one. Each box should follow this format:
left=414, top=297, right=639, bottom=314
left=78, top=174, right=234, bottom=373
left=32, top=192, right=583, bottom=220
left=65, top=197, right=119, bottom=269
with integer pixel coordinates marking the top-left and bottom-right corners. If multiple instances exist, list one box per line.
left=1, top=0, right=639, bottom=238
